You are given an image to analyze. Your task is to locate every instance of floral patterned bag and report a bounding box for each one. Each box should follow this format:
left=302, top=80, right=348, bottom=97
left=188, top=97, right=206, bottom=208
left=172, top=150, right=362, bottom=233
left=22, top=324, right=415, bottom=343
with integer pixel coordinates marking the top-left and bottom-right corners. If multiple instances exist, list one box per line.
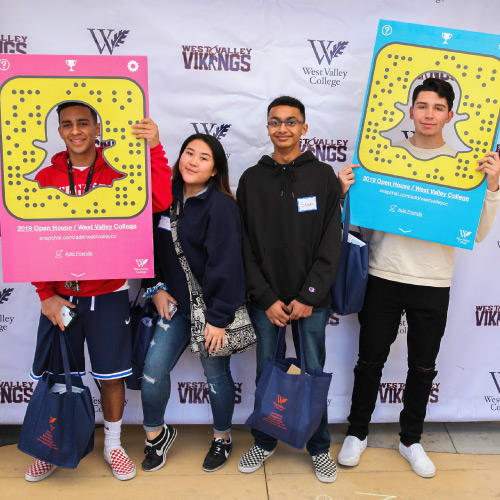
left=170, top=201, right=256, bottom=357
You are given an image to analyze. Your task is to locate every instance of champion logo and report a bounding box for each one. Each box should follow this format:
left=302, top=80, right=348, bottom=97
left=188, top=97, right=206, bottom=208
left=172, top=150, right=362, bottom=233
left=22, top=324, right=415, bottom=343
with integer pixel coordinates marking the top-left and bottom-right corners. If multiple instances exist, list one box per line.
left=309, top=287, right=315, bottom=293
left=460, top=229, right=472, bottom=238
left=135, top=259, right=148, bottom=268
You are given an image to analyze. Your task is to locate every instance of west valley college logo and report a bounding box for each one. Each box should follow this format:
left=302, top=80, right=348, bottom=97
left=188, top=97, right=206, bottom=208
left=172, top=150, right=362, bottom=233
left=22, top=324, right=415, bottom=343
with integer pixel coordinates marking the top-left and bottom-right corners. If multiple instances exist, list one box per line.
left=483, top=372, right=500, bottom=411
left=88, top=29, right=130, bottom=55
left=191, top=122, right=231, bottom=139
left=303, top=39, right=349, bottom=88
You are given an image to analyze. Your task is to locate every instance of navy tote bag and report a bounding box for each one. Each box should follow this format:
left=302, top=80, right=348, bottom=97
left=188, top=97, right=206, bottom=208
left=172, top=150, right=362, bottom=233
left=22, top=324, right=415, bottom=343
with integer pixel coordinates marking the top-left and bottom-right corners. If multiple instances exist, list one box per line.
left=245, top=322, right=332, bottom=450
left=18, top=331, right=95, bottom=469
left=126, top=295, right=158, bottom=390
left=331, top=192, right=369, bottom=315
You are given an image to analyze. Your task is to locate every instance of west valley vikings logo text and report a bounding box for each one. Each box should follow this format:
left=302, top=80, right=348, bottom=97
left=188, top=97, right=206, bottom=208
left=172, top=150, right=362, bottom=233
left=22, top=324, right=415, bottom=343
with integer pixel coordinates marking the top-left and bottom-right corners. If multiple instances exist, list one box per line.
left=178, top=382, right=242, bottom=404
left=0, top=381, right=34, bottom=403
left=476, top=305, right=500, bottom=326
left=303, top=40, right=349, bottom=88
left=88, top=29, right=130, bottom=55
left=484, top=372, right=500, bottom=411
left=417, top=72, right=455, bottom=82
left=191, top=123, right=231, bottom=139
left=0, top=35, right=28, bottom=54
left=378, top=382, right=440, bottom=403
left=300, top=138, right=347, bottom=163
left=182, top=45, right=251, bottom=72
left=327, top=310, right=339, bottom=326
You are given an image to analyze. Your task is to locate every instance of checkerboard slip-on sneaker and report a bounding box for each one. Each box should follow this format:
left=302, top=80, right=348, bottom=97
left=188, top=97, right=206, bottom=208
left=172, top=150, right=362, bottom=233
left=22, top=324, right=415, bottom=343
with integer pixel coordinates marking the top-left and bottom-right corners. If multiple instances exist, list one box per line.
left=104, top=446, right=136, bottom=480
left=399, top=442, right=436, bottom=478
left=312, top=452, right=338, bottom=483
left=238, top=445, right=275, bottom=473
left=338, top=435, right=367, bottom=466
left=142, top=424, right=177, bottom=472
left=203, top=437, right=232, bottom=472
left=25, top=460, right=57, bottom=482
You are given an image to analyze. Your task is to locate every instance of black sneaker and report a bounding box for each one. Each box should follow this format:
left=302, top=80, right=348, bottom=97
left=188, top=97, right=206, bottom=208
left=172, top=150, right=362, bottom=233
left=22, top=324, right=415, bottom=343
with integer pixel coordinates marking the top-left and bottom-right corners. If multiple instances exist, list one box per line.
left=202, top=437, right=232, bottom=472
left=142, top=424, right=177, bottom=472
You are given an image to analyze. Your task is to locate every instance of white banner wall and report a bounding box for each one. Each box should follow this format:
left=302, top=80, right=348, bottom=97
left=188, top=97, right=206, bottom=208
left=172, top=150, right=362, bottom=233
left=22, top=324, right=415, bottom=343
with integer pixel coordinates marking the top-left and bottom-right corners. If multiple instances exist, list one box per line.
left=0, top=0, right=499, bottom=424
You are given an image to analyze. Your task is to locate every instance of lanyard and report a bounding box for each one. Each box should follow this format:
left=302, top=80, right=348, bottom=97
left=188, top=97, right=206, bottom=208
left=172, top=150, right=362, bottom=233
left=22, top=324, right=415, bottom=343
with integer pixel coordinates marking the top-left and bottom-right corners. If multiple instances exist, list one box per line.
left=67, top=153, right=97, bottom=196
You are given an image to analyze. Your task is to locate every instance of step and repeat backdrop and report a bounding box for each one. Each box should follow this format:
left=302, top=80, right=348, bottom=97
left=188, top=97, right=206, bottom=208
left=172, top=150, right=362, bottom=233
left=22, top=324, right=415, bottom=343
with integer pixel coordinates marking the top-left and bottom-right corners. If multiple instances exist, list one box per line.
left=0, top=0, right=499, bottom=425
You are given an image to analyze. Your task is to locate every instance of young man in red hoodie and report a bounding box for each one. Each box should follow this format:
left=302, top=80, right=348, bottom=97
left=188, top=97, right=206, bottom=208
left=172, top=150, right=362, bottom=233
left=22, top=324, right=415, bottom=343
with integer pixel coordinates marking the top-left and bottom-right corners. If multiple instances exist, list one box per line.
left=25, top=101, right=172, bottom=482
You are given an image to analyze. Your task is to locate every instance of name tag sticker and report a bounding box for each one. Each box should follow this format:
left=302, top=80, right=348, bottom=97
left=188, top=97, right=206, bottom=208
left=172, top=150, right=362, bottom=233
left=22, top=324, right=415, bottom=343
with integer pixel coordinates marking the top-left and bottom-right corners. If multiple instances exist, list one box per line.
left=158, top=215, right=171, bottom=231
left=297, top=196, right=317, bottom=212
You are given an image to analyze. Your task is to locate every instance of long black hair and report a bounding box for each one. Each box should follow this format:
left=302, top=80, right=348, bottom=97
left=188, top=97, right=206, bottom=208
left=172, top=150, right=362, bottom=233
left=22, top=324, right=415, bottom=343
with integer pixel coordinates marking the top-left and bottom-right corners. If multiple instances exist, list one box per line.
left=172, top=133, right=234, bottom=200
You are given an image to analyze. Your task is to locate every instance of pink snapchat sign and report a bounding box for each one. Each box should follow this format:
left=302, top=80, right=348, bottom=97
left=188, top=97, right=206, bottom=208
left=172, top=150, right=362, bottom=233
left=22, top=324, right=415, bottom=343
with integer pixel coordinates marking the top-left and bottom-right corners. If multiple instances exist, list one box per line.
left=0, top=54, right=153, bottom=282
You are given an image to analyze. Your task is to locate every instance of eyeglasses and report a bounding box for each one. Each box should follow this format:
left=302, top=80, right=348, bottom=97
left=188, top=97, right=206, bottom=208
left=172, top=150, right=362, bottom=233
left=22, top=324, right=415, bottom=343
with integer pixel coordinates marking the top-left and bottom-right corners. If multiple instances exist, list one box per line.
left=267, top=120, right=304, bottom=129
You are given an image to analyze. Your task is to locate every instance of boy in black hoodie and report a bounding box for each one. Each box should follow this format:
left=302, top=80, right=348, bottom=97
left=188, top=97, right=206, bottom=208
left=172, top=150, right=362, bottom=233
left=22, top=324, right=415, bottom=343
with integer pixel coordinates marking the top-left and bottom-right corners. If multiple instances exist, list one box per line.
left=237, top=96, right=342, bottom=483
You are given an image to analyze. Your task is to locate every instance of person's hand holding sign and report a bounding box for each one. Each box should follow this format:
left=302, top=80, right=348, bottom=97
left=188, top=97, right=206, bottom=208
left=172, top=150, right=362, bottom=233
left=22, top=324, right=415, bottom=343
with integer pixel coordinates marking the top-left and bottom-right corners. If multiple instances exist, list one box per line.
left=477, top=152, right=500, bottom=192
left=131, top=118, right=160, bottom=148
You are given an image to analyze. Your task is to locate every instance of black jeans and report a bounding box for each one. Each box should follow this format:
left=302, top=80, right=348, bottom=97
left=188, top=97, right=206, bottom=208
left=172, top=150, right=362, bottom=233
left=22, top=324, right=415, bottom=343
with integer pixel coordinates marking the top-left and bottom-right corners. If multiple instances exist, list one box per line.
left=346, top=276, right=450, bottom=446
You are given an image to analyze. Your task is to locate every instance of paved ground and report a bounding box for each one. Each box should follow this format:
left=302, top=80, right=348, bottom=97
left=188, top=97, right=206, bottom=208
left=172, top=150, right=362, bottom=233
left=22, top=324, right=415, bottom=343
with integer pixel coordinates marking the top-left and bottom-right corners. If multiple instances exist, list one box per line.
left=1, top=422, right=499, bottom=500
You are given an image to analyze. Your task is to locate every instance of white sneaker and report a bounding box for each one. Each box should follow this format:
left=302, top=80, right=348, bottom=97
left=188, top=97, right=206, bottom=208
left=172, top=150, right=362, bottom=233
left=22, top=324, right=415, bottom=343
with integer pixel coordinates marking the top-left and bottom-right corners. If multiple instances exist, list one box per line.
left=338, top=435, right=367, bottom=466
left=399, top=442, right=436, bottom=478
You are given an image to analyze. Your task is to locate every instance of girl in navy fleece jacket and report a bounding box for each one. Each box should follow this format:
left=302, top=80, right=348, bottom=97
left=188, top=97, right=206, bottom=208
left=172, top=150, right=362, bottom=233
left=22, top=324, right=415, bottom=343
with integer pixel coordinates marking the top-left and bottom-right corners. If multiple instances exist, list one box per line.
left=140, top=134, right=244, bottom=473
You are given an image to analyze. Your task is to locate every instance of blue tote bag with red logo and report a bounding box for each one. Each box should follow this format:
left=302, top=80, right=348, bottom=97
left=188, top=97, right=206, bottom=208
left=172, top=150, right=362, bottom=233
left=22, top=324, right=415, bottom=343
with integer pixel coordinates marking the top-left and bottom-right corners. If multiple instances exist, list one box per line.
left=245, top=322, right=332, bottom=450
left=18, top=331, right=95, bottom=468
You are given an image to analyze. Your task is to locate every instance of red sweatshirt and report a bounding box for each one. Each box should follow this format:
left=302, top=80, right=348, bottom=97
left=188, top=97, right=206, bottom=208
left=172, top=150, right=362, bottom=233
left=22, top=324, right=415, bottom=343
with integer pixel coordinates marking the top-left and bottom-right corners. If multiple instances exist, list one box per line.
left=32, top=144, right=172, bottom=301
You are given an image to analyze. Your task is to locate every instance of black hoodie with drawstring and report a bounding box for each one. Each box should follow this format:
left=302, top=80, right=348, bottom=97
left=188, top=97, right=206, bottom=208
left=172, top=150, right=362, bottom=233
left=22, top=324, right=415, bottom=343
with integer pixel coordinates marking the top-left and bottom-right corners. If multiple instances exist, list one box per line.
left=236, top=151, right=342, bottom=310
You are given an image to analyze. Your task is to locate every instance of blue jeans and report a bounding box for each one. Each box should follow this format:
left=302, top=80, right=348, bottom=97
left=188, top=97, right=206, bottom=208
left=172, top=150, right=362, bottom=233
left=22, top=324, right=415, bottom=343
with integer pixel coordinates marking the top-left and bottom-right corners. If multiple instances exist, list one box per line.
left=141, top=313, right=235, bottom=434
left=249, top=304, right=331, bottom=456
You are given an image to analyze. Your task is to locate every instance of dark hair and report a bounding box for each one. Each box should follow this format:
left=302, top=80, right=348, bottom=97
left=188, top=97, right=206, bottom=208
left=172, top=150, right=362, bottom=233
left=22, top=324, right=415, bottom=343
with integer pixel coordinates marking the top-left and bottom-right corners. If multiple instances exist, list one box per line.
left=56, top=101, right=98, bottom=124
left=172, top=133, right=234, bottom=200
left=412, top=77, right=455, bottom=111
left=267, top=95, right=306, bottom=121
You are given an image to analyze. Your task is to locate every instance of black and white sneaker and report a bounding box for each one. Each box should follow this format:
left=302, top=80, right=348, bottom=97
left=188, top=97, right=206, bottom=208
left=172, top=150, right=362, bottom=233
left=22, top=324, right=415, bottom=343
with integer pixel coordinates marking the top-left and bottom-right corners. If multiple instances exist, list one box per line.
left=202, top=437, right=232, bottom=472
left=142, top=424, right=177, bottom=472
left=238, top=444, right=275, bottom=473
left=312, top=452, right=338, bottom=483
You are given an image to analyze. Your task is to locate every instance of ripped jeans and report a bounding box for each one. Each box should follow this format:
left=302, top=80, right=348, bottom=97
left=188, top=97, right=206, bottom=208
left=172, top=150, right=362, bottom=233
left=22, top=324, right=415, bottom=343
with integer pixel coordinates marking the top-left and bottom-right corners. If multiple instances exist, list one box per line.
left=141, top=312, right=235, bottom=434
left=346, top=276, right=450, bottom=446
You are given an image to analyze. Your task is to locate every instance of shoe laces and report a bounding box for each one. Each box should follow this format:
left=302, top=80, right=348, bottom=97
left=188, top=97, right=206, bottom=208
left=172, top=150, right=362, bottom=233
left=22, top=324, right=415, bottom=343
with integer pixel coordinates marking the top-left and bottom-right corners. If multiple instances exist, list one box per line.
left=144, top=441, right=156, bottom=456
left=208, top=438, right=226, bottom=456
